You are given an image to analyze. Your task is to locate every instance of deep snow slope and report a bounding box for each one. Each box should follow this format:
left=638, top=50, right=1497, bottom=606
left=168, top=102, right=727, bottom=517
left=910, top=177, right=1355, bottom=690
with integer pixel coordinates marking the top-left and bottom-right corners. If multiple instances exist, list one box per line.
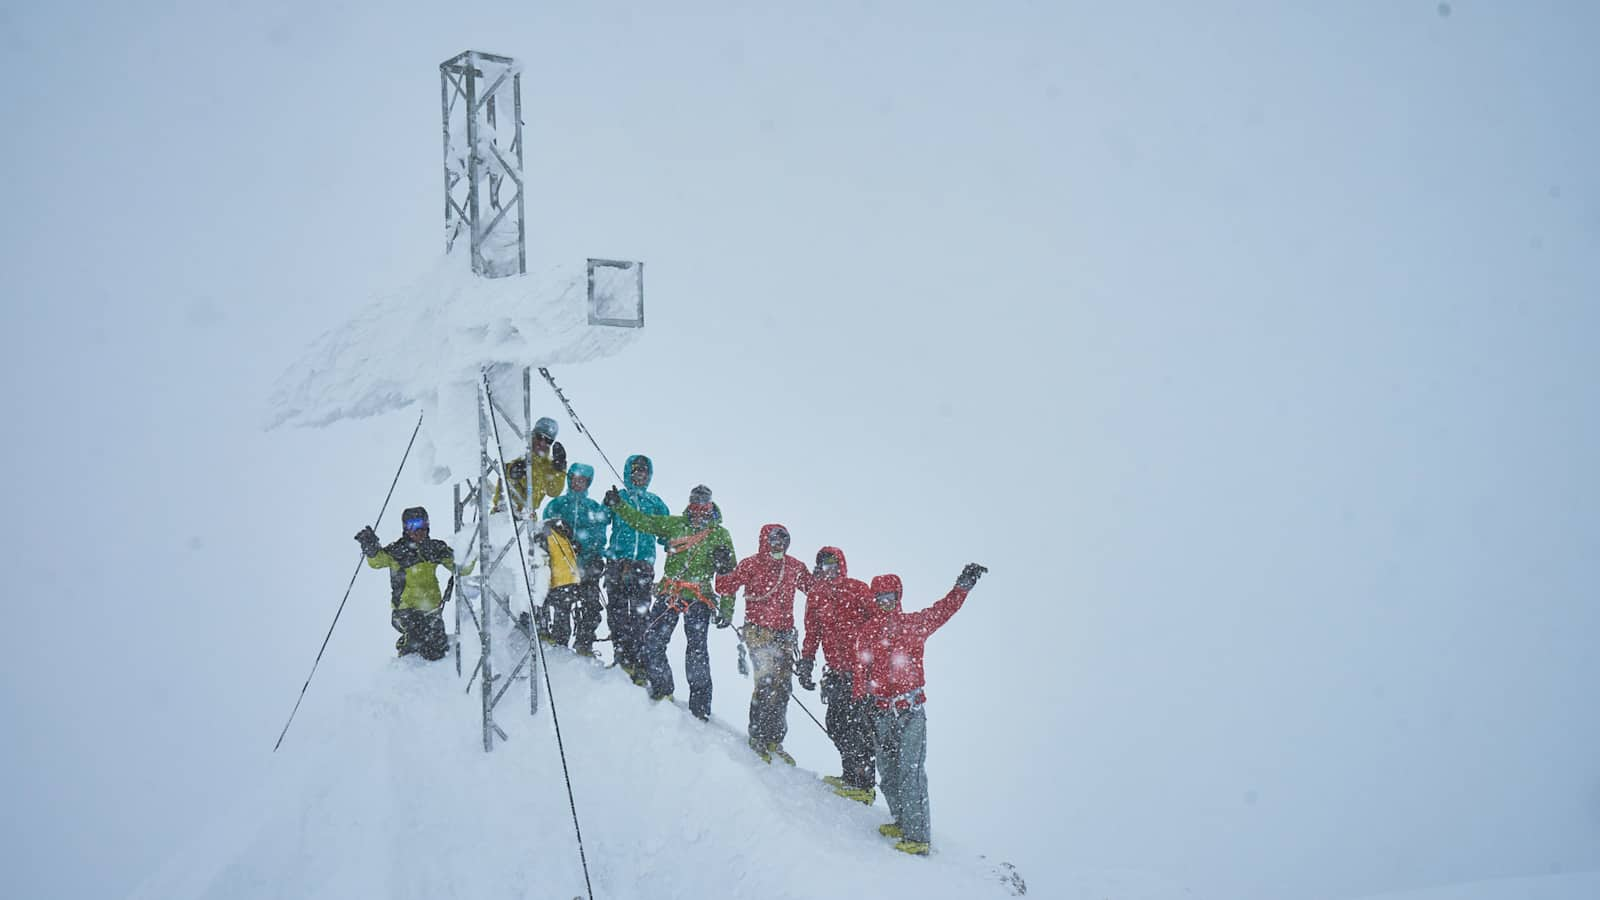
left=130, top=644, right=1064, bottom=900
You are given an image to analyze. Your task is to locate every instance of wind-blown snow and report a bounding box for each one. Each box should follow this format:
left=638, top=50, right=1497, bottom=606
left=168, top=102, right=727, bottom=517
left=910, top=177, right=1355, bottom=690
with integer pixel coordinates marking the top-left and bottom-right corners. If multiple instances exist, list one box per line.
left=263, top=253, right=641, bottom=483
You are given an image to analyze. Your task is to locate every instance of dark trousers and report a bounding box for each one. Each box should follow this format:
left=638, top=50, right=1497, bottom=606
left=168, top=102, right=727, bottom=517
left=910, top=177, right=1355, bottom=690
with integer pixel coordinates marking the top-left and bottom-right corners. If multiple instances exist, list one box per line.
left=391, top=607, right=448, bottom=660
left=642, top=595, right=713, bottom=718
left=546, top=579, right=602, bottom=650
left=605, top=560, right=654, bottom=670
left=745, top=625, right=796, bottom=746
left=822, top=669, right=877, bottom=789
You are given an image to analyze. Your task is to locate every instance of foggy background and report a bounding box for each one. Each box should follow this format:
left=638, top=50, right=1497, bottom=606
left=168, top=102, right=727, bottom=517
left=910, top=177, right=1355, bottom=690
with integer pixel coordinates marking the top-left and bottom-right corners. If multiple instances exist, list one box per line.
left=3, top=2, right=1597, bottom=898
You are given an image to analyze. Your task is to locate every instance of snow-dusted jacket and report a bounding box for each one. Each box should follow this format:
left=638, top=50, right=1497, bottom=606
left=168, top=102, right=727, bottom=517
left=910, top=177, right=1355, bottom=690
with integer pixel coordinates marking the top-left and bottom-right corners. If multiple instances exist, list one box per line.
left=492, top=451, right=567, bottom=514
left=611, top=502, right=736, bottom=606
left=851, top=574, right=969, bottom=708
left=714, top=524, right=810, bottom=631
left=605, top=454, right=670, bottom=563
left=799, top=546, right=874, bottom=669
left=367, top=538, right=462, bottom=612
left=542, top=464, right=609, bottom=569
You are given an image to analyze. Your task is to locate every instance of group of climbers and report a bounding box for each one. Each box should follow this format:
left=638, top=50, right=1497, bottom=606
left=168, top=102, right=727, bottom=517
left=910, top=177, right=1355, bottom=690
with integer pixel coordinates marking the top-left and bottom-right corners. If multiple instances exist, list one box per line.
left=354, top=415, right=987, bottom=857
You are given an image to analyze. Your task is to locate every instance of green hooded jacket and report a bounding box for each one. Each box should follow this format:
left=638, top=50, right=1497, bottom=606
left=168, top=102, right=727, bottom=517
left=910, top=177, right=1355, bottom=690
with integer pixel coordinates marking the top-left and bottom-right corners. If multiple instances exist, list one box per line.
left=612, top=502, right=737, bottom=612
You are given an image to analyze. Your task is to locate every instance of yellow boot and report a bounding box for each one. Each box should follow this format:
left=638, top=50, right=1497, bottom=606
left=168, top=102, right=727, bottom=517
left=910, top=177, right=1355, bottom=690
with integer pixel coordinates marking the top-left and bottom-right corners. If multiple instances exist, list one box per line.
left=893, top=839, right=930, bottom=856
left=834, top=785, right=876, bottom=805
left=878, top=823, right=903, bottom=839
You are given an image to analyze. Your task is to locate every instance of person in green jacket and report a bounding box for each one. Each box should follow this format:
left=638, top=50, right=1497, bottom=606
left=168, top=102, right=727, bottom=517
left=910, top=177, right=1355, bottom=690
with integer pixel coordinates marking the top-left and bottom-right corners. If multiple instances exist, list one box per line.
left=356, top=506, right=464, bottom=661
left=603, top=483, right=737, bottom=720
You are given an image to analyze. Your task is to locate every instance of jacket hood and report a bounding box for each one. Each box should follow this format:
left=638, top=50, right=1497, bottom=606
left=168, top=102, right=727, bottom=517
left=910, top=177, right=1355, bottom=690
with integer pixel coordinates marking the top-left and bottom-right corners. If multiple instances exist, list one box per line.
left=565, top=463, right=595, bottom=495
left=758, top=523, right=790, bottom=550
left=869, top=574, right=904, bottom=611
left=623, top=454, right=654, bottom=490
left=816, top=546, right=849, bottom=578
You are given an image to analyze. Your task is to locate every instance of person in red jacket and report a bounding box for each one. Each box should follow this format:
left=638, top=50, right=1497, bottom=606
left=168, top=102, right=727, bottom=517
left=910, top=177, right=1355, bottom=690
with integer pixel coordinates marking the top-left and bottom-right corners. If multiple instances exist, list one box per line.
left=796, top=546, right=877, bottom=802
left=854, top=563, right=987, bottom=857
left=715, top=523, right=811, bottom=764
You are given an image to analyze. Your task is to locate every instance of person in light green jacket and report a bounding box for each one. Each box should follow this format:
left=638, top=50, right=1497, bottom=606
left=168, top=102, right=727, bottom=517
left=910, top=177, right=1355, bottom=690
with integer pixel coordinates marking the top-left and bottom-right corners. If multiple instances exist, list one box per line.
left=604, top=483, right=737, bottom=719
left=356, top=506, right=466, bottom=661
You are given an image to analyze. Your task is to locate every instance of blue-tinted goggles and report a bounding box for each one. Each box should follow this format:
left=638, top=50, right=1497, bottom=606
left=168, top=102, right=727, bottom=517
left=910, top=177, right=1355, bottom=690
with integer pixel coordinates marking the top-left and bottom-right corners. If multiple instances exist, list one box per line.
left=403, top=518, right=429, bottom=531
left=766, top=529, right=790, bottom=545
left=875, top=592, right=898, bottom=604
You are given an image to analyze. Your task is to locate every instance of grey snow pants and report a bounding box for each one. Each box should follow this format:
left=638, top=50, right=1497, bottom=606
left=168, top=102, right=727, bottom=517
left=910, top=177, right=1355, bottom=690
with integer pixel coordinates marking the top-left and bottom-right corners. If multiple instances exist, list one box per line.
left=872, top=700, right=931, bottom=843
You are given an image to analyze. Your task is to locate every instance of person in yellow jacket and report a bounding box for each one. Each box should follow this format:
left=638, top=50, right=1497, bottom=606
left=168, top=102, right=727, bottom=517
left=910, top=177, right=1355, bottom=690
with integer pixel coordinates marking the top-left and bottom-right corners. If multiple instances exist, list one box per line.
left=533, top=517, right=597, bottom=650
left=356, top=506, right=466, bottom=661
left=492, top=417, right=568, bottom=515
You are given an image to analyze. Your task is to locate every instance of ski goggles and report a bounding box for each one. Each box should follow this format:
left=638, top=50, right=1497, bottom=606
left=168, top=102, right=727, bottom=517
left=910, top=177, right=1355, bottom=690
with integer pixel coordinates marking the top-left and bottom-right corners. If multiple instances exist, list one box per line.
left=765, top=528, right=790, bottom=546
left=403, top=517, right=429, bottom=531
left=531, top=432, right=554, bottom=446
left=687, top=502, right=714, bottom=517
left=875, top=592, right=899, bottom=605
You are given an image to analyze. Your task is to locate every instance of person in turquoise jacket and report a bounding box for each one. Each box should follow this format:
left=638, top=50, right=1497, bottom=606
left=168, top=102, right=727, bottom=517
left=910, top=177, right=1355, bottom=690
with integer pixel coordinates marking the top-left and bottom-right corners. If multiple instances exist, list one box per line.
left=604, top=454, right=671, bottom=682
left=604, top=483, right=737, bottom=720
left=541, top=463, right=610, bottom=656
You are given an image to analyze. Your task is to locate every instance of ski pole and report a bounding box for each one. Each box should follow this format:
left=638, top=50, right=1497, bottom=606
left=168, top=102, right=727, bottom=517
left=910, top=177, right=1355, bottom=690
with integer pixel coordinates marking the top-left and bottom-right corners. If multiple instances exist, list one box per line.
left=273, top=410, right=425, bottom=752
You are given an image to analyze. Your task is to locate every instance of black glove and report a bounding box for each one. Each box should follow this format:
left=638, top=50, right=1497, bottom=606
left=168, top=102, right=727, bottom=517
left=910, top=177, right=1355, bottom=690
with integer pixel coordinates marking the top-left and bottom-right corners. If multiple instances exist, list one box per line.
left=715, top=612, right=732, bottom=629
left=955, top=562, right=988, bottom=591
left=550, top=441, right=567, bottom=472
left=602, top=486, right=622, bottom=508
left=796, top=656, right=816, bottom=691
left=355, top=526, right=380, bottom=557
left=506, top=457, right=528, bottom=480
left=712, top=545, right=736, bottom=575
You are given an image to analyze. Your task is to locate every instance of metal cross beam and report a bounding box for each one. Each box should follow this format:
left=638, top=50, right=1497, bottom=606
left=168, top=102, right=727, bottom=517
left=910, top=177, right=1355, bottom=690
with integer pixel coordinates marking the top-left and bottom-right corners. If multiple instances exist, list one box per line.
left=440, top=51, right=525, bottom=277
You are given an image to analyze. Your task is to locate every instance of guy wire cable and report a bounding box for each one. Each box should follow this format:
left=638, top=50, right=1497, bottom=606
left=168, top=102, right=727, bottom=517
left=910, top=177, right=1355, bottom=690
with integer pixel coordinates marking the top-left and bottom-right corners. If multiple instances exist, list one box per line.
left=539, top=367, right=624, bottom=484
left=274, top=410, right=425, bottom=752
left=485, top=375, right=596, bottom=900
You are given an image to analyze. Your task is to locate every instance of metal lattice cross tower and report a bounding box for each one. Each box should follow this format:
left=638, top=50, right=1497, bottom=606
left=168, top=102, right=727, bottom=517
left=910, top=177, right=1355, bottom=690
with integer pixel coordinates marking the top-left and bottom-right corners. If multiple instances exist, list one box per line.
left=441, top=51, right=526, bottom=278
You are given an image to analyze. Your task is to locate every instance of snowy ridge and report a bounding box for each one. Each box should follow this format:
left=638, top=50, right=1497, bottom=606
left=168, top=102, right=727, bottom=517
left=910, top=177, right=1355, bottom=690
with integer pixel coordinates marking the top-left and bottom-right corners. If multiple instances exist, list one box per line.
left=131, top=650, right=1041, bottom=900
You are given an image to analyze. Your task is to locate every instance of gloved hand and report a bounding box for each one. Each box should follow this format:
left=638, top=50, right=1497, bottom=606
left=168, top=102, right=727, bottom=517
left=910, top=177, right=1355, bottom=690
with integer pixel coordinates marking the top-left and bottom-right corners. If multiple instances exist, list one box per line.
left=955, top=562, right=988, bottom=591
left=550, top=441, right=567, bottom=472
left=716, top=596, right=735, bottom=628
left=715, top=612, right=732, bottom=629
left=603, top=486, right=621, bottom=508
left=712, top=545, right=736, bottom=575
left=355, top=526, right=380, bottom=557
left=506, top=457, right=528, bottom=480
left=796, top=655, right=816, bottom=691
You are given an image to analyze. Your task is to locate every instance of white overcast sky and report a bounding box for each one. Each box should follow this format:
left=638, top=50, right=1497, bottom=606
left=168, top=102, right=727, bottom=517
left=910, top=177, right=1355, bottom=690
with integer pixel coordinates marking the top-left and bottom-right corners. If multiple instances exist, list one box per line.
left=2, top=3, right=1598, bottom=899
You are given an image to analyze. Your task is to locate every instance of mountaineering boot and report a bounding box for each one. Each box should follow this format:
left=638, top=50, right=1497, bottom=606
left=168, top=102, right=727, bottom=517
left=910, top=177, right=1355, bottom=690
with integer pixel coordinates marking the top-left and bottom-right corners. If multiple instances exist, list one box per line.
left=748, top=737, right=772, bottom=763
left=893, top=839, right=931, bottom=857
left=631, top=670, right=650, bottom=687
left=833, top=785, right=876, bottom=805
left=767, top=743, right=795, bottom=766
left=878, top=823, right=903, bottom=839
left=821, top=775, right=847, bottom=789
left=573, top=641, right=596, bottom=658
left=650, top=691, right=674, bottom=704
left=693, top=709, right=710, bottom=722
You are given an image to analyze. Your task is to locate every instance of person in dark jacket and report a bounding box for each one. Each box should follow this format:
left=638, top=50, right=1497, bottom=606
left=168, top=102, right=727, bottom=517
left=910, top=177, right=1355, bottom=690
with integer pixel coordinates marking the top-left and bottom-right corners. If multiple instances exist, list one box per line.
left=355, top=507, right=466, bottom=661
left=854, top=563, right=987, bottom=856
left=796, top=546, right=877, bottom=800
